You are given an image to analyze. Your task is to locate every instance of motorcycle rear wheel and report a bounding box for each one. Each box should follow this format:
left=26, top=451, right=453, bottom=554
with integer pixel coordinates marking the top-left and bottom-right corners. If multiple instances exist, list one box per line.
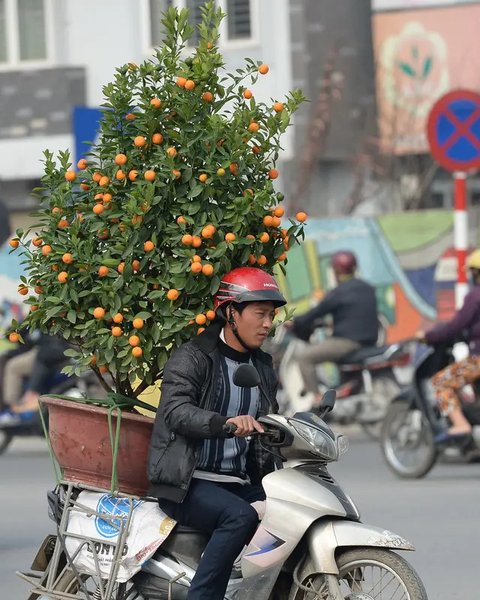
left=381, top=400, right=437, bottom=478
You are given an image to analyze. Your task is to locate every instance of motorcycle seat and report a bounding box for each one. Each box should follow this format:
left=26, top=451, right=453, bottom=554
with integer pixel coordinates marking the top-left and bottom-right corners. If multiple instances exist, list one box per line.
left=175, top=524, right=205, bottom=534
left=154, top=524, right=209, bottom=569
left=340, top=345, right=389, bottom=365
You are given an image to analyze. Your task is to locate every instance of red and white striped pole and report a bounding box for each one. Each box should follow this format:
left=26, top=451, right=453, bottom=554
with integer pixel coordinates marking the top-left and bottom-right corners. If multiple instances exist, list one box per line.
left=453, top=171, right=468, bottom=308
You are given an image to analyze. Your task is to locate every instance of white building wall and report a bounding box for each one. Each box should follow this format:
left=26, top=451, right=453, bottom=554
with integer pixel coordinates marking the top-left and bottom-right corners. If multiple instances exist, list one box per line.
left=1, top=0, right=293, bottom=183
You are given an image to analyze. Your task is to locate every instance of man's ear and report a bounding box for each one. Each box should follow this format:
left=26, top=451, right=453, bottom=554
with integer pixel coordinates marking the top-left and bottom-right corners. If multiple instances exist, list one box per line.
left=226, top=305, right=236, bottom=327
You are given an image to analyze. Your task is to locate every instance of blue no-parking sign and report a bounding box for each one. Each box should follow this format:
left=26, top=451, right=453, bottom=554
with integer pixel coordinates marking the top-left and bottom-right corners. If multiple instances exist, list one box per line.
left=72, top=106, right=104, bottom=164
left=427, top=89, right=480, bottom=172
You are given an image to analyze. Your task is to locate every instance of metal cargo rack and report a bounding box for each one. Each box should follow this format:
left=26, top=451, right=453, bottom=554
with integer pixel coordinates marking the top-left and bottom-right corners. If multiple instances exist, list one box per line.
left=17, top=480, right=142, bottom=600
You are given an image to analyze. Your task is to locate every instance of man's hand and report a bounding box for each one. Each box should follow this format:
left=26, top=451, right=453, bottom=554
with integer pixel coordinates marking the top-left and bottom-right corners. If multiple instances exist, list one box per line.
left=226, top=415, right=264, bottom=437
left=415, top=330, right=426, bottom=342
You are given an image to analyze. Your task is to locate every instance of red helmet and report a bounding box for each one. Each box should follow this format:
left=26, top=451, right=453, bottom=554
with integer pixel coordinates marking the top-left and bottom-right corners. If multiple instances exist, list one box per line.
left=214, top=267, right=286, bottom=310
left=331, top=251, right=357, bottom=275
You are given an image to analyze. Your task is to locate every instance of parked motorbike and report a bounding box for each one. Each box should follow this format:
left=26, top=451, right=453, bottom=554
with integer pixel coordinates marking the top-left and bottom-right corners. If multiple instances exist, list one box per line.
left=381, top=342, right=480, bottom=479
left=276, top=325, right=411, bottom=439
left=0, top=368, right=103, bottom=455
left=19, top=364, right=427, bottom=600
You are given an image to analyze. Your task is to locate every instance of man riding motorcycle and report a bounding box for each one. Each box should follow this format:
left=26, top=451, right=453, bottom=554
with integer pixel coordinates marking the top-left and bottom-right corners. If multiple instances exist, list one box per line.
left=418, top=248, right=480, bottom=442
left=147, top=267, right=286, bottom=600
left=0, top=333, right=70, bottom=425
left=291, top=250, right=378, bottom=406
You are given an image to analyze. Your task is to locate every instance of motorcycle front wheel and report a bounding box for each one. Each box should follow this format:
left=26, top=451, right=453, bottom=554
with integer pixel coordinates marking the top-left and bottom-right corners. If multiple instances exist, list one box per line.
left=337, top=548, right=428, bottom=600
left=381, top=400, right=437, bottom=478
left=290, top=548, right=427, bottom=599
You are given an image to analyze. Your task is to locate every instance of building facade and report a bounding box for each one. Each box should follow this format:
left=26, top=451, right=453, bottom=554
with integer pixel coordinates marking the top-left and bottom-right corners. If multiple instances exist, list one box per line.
left=0, top=0, right=293, bottom=228
left=372, top=0, right=480, bottom=210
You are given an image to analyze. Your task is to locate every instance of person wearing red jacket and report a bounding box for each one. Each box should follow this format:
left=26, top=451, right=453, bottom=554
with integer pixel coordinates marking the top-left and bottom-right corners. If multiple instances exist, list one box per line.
left=419, top=250, right=480, bottom=441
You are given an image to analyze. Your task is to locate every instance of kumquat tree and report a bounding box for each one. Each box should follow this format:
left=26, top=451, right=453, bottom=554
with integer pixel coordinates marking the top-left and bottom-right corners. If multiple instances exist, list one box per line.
left=8, top=1, right=306, bottom=401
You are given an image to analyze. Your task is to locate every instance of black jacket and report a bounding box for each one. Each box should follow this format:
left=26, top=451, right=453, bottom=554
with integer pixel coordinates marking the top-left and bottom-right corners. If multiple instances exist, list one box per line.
left=147, top=321, right=279, bottom=502
left=30, top=334, right=70, bottom=392
left=294, top=278, right=378, bottom=345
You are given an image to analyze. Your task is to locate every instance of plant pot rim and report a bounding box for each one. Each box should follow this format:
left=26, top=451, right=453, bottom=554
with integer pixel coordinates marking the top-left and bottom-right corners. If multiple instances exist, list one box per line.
left=40, top=395, right=154, bottom=423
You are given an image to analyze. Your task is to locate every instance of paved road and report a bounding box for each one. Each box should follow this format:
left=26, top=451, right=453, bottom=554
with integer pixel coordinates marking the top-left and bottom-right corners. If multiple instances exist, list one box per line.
left=1, top=434, right=479, bottom=599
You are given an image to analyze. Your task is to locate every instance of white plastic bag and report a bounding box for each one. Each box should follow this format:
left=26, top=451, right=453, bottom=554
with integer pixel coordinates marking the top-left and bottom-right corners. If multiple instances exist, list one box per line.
left=65, top=491, right=176, bottom=582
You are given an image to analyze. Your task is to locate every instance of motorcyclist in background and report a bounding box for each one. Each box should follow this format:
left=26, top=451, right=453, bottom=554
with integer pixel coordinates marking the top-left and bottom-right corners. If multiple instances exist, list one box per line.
left=418, top=249, right=480, bottom=441
left=292, top=250, right=378, bottom=407
left=0, top=333, right=69, bottom=425
left=0, top=327, right=35, bottom=409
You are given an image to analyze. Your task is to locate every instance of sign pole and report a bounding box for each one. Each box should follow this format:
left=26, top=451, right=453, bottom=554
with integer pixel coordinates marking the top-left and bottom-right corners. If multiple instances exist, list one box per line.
left=427, top=90, right=480, bottom=310
left=453, top=171, right=468, bottom=308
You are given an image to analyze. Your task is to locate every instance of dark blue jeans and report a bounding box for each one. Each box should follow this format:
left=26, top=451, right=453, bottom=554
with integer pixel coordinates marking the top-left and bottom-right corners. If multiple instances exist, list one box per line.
left=159, top=478, right=265, bottom=600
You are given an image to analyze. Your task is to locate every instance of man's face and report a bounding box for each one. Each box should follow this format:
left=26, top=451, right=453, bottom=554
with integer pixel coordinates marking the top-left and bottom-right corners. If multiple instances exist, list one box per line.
left=233, top=301, right=276, bottom=349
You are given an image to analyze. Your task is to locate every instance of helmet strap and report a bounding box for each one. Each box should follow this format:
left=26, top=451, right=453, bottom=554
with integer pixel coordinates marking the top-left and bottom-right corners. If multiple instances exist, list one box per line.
left=226, top=304, right=252, bottom=352
left=471, top=268, right=480, bottom=284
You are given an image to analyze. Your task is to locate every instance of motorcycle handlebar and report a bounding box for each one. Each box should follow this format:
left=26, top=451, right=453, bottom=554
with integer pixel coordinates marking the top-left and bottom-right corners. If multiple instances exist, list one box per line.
left=222, top=422, right=281, bottom=441
left=222, top=423, right=237, bottom=434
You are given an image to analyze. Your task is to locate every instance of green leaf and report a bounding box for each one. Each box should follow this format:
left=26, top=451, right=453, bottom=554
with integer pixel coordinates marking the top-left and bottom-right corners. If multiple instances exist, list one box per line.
left=67, top=310, right=77, bottom=324
left=113, top=276, right=125, bottom=291
left=208, top=242, right=227, bottom=259
left=422, top=56, right=432, bottom=79
left=64, top=348, right=79, bottom=358
left=209, top=275, right=220, bottom=295
left=135, top=311, right=152, bottom=320
left=398, top=62, right=416, bottom=77
left=188, top=185, right=204, bottom=199
left=152, top=325, right=161, bottom=344
left=45, top=306, right=64, bottom=320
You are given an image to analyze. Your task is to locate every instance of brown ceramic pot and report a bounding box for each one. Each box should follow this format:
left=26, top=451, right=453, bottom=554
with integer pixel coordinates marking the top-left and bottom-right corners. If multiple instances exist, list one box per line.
left=40, top=396, right=154, bottom=496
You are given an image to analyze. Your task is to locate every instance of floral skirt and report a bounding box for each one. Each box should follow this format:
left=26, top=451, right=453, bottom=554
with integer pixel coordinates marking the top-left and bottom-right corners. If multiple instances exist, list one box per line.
left=432, top=355, right=480, bottom=415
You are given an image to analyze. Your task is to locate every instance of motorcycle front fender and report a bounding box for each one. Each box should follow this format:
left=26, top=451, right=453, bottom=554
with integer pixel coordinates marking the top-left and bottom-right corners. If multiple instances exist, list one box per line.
left=303, top=520, right=415, bottom=575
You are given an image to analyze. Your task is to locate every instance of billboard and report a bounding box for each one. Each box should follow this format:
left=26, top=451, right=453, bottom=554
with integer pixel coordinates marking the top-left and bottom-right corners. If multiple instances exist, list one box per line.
left=372, top=3, right=480, bottom=153
left=373, top=0, right=480, bottom=10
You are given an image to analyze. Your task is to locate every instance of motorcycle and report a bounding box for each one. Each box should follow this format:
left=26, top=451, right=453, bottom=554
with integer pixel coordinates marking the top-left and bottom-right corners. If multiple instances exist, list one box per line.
left=381, top=342, right=480, bottom=479
left=0, top=367, right=104, bottom=455
left=19, top=364, right=428, bottom=599
left=276, top=325, right=411, bottom=440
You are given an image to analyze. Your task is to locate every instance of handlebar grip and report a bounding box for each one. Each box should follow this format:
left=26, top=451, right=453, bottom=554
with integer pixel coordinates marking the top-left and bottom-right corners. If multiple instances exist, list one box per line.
left=223, top=423, right=237, bottom=434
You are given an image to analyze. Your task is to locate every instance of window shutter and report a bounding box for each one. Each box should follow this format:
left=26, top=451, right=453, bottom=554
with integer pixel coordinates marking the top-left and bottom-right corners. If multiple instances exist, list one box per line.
left=17, top=0, right=47, bottom=60
left=150, top=0, right=173, bottom=48
left=226, top=0, right=251, bottom=40
left=0, top=0, right=6, bottom=62
left=186, top=0, right=203, bottom=46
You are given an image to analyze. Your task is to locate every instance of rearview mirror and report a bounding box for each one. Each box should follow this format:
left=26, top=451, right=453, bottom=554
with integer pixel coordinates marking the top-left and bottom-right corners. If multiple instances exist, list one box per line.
left=233, top=364, right=261, bottom=388
left=320, top=389, right=336, bottom=414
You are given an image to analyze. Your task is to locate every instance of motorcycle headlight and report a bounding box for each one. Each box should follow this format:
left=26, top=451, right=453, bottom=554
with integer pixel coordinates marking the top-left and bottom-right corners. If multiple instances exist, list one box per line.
left=337, top=434, right=349, bottom=457
left=291, top=421, right=339, bottom=461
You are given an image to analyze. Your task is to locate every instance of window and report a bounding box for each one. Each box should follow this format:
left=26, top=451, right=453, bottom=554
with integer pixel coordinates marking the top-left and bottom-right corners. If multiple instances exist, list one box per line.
left=150, top=0, right=172, bottom=49
left=148, top=0, right=255, bottom=49
left=0, top=1, right=7, bottom=62
left=0, top=0, right=50, bottom=66
left=185, top=0, right=203, bottom=46
left=225, top=0, right=251, bottom=41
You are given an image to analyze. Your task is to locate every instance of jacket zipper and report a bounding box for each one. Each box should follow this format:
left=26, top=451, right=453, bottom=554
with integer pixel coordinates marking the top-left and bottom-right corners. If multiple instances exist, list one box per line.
left=182, top=355, right=216, bottom=490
